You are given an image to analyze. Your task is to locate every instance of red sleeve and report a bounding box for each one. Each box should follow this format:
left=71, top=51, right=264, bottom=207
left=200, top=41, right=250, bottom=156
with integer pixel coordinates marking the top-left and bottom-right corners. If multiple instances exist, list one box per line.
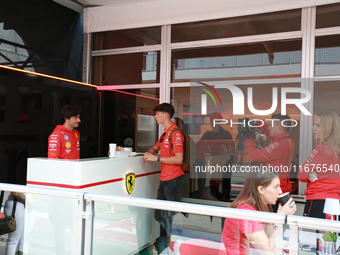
left=298, top=146, right=320, bottom=183
left=256, top=122, right=274, bottom=141
left=246, top=138, right=282, bottom=162
left=172, top=130, right=184, bottom=154
left=48, top=134, right=61, bottom=158
left=298, top=167, right=309, bottom=182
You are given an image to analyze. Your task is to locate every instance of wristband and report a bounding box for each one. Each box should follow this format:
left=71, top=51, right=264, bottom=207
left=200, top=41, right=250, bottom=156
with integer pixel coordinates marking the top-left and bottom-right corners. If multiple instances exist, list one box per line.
left=157, top=156, right=160, bottom=161
left=160, top=157, right=163, bottom=162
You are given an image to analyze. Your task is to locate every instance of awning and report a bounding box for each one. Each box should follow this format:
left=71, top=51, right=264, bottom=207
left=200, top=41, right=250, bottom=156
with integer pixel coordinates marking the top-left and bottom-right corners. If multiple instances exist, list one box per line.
left=83, top=0, right=340, bottom=33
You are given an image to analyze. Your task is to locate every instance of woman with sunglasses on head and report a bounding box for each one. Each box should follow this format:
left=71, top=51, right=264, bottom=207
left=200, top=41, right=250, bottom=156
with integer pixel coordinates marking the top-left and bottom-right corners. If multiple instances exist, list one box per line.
left=219, top=170, right=296, bottom=255
left=298, top=112, right=340, bottom=219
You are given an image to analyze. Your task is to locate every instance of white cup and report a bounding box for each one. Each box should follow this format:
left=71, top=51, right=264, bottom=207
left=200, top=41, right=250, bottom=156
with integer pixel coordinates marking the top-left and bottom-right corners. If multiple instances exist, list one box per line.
left=108, top=143, right=116, bottom=157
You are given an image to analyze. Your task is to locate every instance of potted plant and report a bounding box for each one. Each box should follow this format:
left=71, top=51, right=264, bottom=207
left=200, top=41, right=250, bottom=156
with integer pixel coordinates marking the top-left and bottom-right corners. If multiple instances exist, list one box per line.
left=322, top=231, right=338, bottom=255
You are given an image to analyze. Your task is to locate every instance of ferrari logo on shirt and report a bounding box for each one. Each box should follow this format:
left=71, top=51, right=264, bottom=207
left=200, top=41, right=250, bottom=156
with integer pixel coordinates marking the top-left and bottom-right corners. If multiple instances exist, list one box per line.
left=74, top=133, right=78, bottom=139
left=125, top=172, right=135, bottom=195
left=65, top=141, right=71, bottom=148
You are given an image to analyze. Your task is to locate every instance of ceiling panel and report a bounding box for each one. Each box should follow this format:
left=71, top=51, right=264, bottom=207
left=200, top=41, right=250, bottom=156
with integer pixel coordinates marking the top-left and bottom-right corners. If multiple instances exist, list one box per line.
left=82, top=0, right=158, bottom=5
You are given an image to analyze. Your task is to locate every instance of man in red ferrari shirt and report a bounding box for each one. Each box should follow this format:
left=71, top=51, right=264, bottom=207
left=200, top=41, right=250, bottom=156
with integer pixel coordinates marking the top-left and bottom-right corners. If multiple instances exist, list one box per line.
left=48, top=105, right=81, bottom=159
left=245, top=114, right=295, bottom=212
left=47, top=105, right=81, bottom=255
left=144, top=103, right=185, bottom=254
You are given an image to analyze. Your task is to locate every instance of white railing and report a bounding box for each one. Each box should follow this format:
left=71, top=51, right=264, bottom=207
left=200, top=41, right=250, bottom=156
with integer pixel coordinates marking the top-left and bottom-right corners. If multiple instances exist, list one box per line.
left=1, top=183, right=340, bottom=255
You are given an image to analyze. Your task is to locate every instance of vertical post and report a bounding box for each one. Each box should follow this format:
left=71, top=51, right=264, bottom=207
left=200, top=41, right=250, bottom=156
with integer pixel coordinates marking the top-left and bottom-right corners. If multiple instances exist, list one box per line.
left=82, top=33, right=92, bottom=84
left=158, top=25, right=171, bottom=136
left=159, top=25, right=171, bottom=104
left=84, top=199, right=95, bottom=255
left=76, top=197, right=85, bottom=255
left=274, top=223, right=284, bottom=255
left=288, top=224, right=299, bottom=255
left=299, top=6, right=316, bottom=196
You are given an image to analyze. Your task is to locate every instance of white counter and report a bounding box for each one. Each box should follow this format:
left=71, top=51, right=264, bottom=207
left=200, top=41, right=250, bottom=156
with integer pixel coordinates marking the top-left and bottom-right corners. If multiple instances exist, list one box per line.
left=27, top=156, right=161, bottom=197
left=25, top=156, right=161, bottom=255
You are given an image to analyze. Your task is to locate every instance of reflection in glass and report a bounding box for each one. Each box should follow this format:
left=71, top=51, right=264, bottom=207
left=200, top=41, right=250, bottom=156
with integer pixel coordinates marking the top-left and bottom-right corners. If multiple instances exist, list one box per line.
left=92, top=51, right=160, bottom=85
left=313, top=79, right=340, bottom=148
left=171, top=39, right=302, bottom=82
left=172, top=82, right=301, bottom=201
left=315, top=35, right=340, bottom=76
left=99, top=88, right=159, bottom=155
left=297, top=228, right=337, bottom=254
left=92, top=202, right=160, bottom=254
left=0, top=83, right=5, bottom=122
left=92, top=202, right=223, bottom=255
left=316, top=3, right=340, bottom=28
left=92, top=26, right=161, bottom=50
left=23, top=194, right=78, bottom=255
left=171, top=9, right=301, bottom=43
left=314, top=80, right=340, bottom=115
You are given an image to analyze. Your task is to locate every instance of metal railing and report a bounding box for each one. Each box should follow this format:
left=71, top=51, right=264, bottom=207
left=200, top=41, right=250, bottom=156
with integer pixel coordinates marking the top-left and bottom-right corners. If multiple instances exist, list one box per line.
left=1, top=183, right=340, bottom=255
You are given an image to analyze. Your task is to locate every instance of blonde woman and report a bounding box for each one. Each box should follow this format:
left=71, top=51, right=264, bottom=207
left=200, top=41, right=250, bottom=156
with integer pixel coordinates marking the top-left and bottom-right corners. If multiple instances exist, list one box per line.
left=298, top=111, right=340, bottom=219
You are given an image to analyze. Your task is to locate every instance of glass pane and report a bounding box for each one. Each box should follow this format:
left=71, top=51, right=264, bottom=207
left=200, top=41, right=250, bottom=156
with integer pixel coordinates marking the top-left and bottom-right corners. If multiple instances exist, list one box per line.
left=24, top=194, right=79, bottom=254
left=98, top=88, right=159, bottom=155
left=316, top=3, right=340, bottom=29
left=171, top=39, right=302, bottom=82
left=297, top=228, right=338, bottom=254
left=314, top=80, right=340, bottom=114
left=313, top=79, right=340, bottom=147
left=315, top=35, right=340, bottom=76
left=92, top=26, right=161, bottom=50
left=91, top=203, right=226, bottom=255
left=92, top=51, right=160, bottom=85
left=171, top=9, right=301, bottom=43
left=91, top=201, right=285, bottom=254
left=92, top=203, right=160, bottom=254
left=171, top=82, right=301, bottom=201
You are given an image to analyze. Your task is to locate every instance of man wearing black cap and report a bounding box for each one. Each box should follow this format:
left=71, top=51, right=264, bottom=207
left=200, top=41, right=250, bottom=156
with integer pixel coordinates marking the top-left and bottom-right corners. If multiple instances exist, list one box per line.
left=245, top=114, right=295, bottom=212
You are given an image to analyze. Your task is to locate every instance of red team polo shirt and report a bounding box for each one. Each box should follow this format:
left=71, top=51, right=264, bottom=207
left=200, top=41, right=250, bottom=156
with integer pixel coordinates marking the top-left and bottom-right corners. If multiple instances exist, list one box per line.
left=48, top=125, right=80, bottom=159
left=155, top=123, right=185, bottom=181
left=220, top=203, right=264, bottom=255
left=246, top=132, right=295, bottom=193
left=298, top=144, right=340, bottom=200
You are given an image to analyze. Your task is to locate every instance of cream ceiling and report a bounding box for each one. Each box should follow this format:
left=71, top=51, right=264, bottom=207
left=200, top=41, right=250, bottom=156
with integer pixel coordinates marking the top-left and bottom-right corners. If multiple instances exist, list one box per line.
left=53, top=0, right=159, bottom=12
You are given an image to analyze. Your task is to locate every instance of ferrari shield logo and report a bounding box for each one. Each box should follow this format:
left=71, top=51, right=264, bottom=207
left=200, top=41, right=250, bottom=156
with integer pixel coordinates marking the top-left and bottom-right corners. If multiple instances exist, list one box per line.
left=125, top=172, right=135, bottom=195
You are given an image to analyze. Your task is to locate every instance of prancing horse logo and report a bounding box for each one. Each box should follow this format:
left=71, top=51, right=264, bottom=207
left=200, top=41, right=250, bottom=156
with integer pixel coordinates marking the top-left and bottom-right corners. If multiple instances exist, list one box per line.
left=125, top=172, right=135, bottom=195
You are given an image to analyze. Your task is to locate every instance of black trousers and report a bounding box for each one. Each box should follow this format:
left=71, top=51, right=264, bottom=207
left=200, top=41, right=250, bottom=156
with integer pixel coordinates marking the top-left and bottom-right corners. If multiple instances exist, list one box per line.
left=303, top=199, right=327, bottom=219
left=154, top=174, right=185, bottom=254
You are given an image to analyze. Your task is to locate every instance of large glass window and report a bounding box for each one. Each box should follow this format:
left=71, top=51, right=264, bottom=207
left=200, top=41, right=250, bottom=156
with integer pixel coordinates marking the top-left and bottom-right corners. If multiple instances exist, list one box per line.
left=315, top=35, right=340, bottom=76
left=171, top=81, right=301, bottom=202
left=92, top=26, right=161, bottom=50
left=314, top=79, right=340, bottom=114
left=98, top=88, right=159, bottom=155
left=171, top=9, right=301, bottom=43
left=316, top=3, right=340, bottom=29
left=171, top=39, right=302, bottom=82
left=92, top=51, right=160, bottom=85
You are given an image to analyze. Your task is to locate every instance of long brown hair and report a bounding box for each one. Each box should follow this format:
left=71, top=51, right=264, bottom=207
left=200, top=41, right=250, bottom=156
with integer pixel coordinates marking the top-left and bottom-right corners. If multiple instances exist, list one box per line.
left=229, top=170, right=279, bottom=212
left=316, top=112, right=340, bottom=158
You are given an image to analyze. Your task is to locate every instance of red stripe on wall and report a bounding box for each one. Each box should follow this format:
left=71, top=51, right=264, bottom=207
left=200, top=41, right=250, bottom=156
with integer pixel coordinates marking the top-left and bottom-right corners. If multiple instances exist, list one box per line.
left=26, top=171, right=161, bottom=189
